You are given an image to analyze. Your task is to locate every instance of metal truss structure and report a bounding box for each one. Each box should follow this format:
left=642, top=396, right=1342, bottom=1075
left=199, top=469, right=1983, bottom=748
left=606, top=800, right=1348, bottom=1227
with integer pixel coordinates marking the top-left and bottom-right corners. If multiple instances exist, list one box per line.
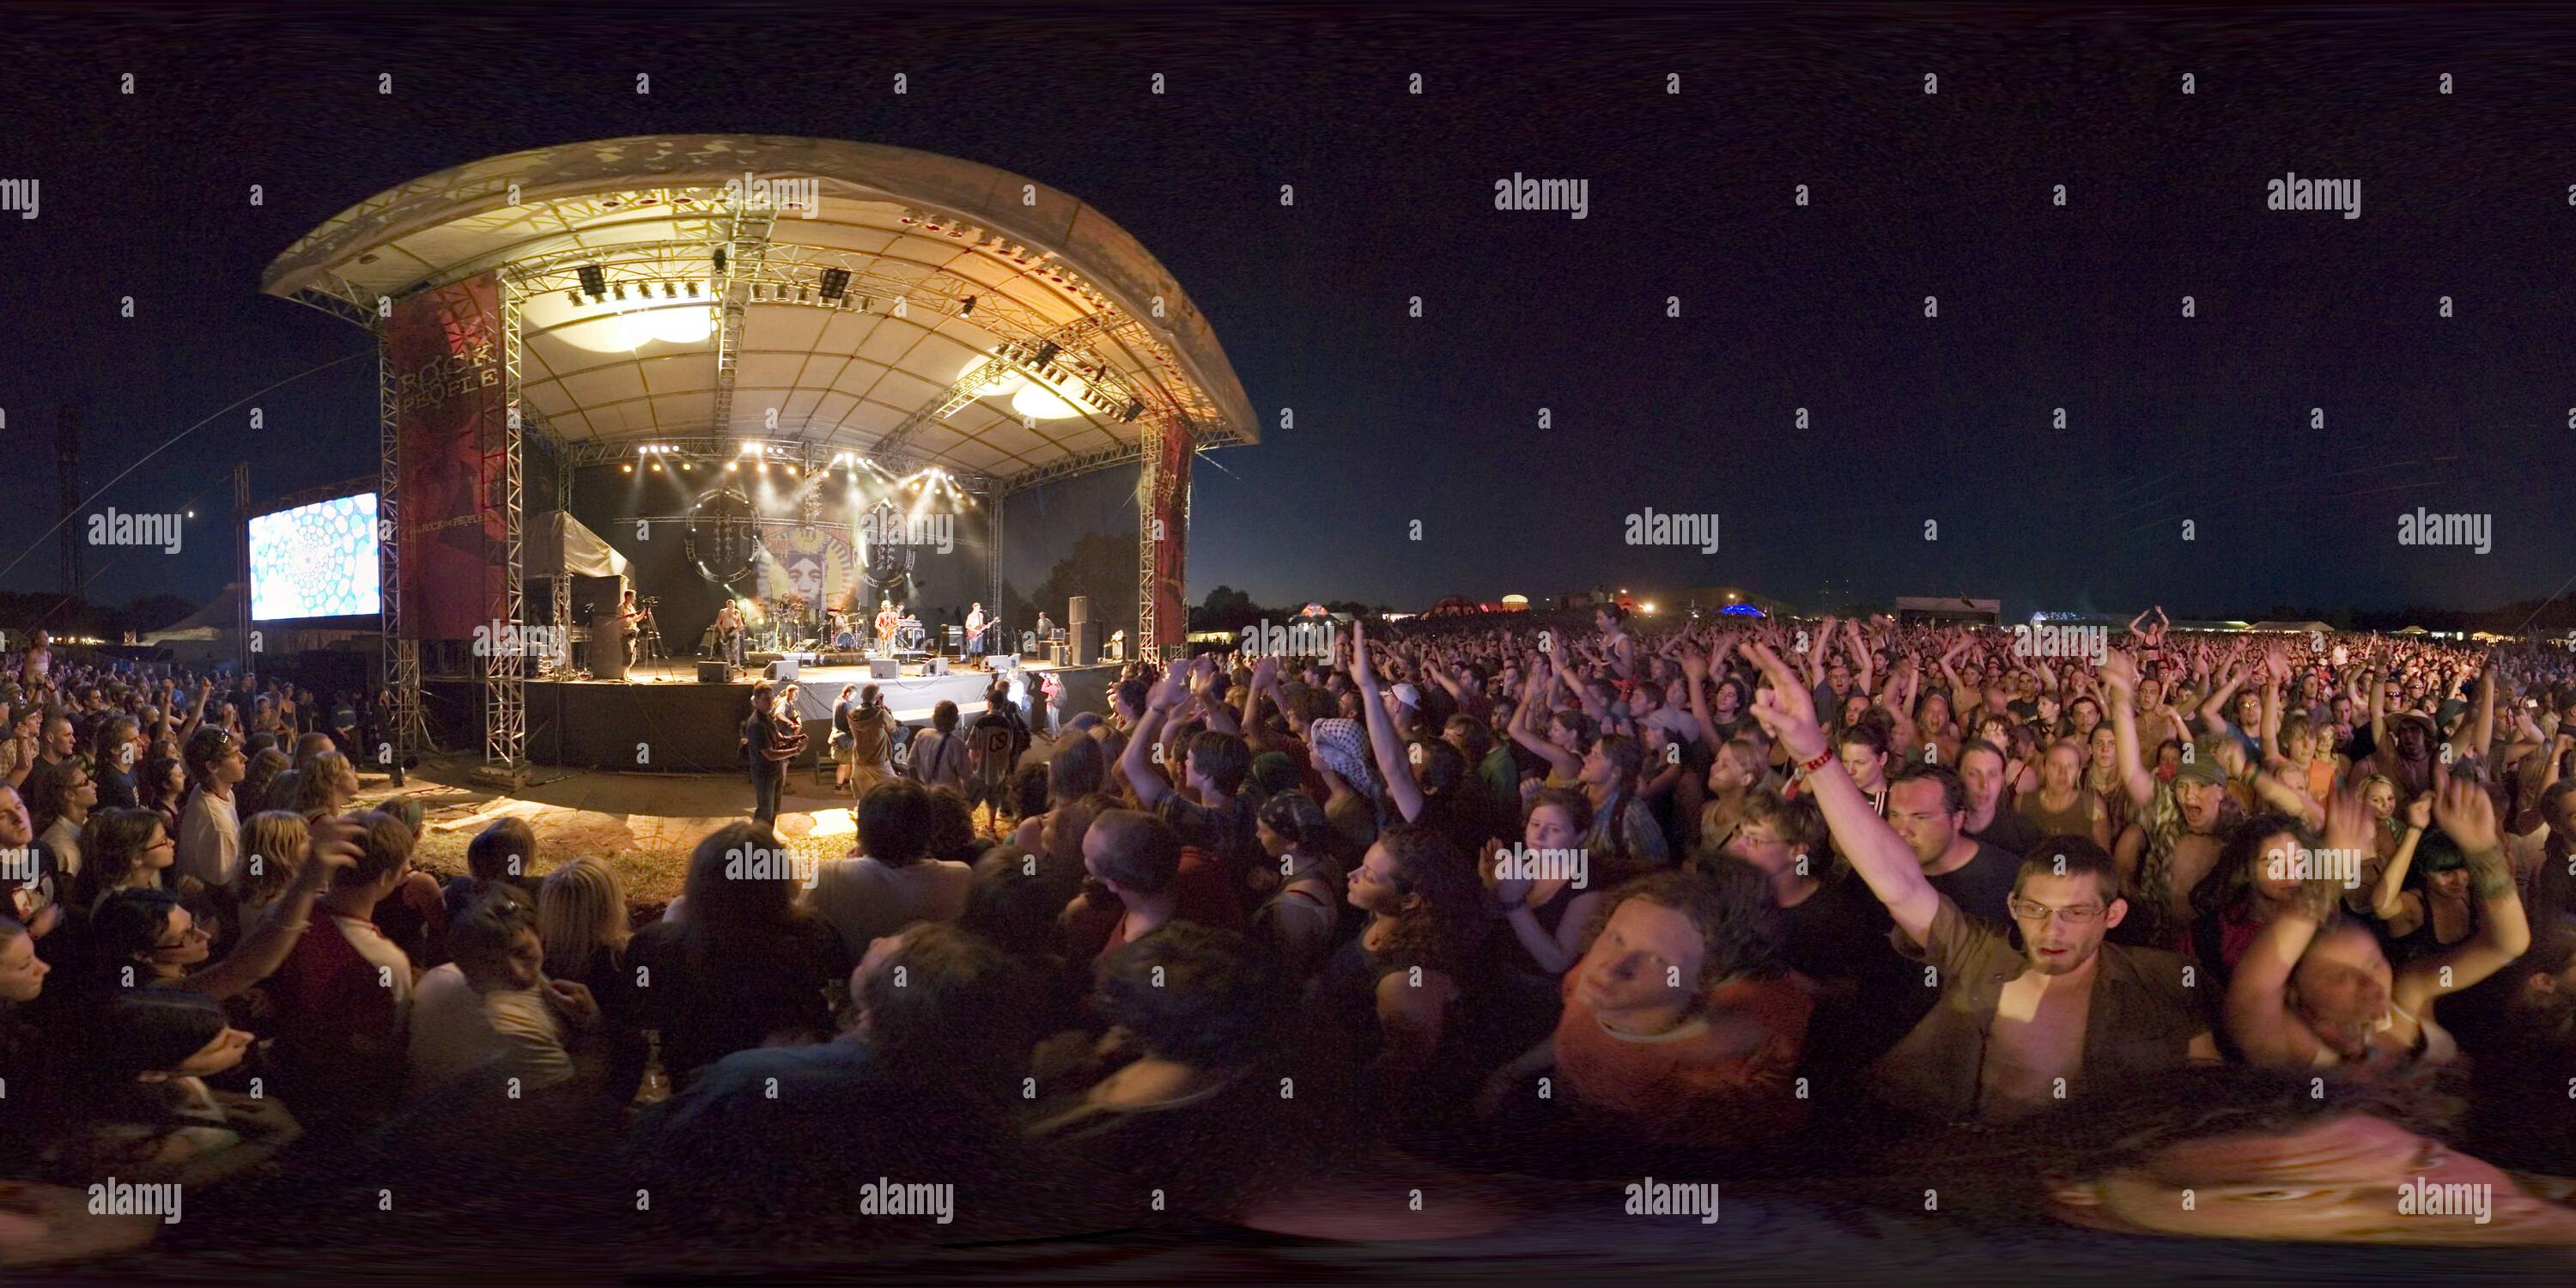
left=486, top=282, right=526, bottom=771
left=375, top=311, right=419, bottom=771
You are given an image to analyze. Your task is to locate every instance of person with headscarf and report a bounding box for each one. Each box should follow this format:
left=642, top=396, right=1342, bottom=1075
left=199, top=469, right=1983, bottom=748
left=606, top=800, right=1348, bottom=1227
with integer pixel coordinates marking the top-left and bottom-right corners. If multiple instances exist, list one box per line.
left=1305, top=716, right=1382, bottom=860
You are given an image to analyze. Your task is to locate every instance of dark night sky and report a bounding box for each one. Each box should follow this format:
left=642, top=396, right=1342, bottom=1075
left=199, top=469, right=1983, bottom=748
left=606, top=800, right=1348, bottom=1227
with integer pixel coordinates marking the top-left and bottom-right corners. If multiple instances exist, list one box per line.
left=2, top=4, right=2571, bottom=623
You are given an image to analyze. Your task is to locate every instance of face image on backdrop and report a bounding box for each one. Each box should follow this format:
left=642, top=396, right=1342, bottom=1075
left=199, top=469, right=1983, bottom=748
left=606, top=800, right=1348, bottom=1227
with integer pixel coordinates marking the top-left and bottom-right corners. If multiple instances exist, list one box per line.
left=754, top=525, right=857, bottom=611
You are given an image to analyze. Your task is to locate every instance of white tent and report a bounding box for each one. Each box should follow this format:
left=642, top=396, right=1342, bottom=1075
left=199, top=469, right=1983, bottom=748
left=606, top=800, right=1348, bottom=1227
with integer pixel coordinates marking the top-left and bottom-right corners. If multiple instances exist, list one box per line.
left=528, top=511, right=631, bottom=580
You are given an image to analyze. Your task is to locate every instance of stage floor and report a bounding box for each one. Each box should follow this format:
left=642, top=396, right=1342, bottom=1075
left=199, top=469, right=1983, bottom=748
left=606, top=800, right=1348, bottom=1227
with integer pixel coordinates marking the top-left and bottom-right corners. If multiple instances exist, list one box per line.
left=426, top=661, right=1119, bottom=773
left=605, top=658, right=1076, bottom=723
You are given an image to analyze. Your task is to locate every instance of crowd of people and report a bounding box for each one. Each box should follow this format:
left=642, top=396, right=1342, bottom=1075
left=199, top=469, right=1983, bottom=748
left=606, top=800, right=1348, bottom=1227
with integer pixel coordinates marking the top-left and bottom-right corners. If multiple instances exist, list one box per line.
left=8, top=607, right=2576, bottom=1267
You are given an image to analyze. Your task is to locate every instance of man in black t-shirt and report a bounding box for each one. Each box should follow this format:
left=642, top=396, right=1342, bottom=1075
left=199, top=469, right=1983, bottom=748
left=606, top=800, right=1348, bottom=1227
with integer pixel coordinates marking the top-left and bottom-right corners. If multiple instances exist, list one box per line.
left=1885, top=763, right=2020, bottom=921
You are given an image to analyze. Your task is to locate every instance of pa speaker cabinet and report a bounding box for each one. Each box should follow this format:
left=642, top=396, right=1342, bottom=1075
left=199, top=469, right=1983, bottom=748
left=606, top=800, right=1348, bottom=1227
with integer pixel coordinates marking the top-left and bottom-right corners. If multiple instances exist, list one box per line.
left=697, top=661, right=732, bottom=683
left=1066, top=594, right=1091, bottom=626
left=766, top=659, right=799, bottom=683
left=926, top=656, right=951, bottom=676
left=1070, top=621, right=1101, bottom=665
left=870, top=658, right=902, bottom=679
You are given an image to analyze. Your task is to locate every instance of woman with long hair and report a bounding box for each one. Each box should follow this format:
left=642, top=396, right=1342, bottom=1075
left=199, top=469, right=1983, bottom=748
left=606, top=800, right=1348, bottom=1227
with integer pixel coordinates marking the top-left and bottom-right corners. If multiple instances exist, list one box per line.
left=2187, top=811, right=2325, bottom=987
left=290, top=750, right=358, bottom=821
left=1577, top=733, right=1670, bottom=872
left=72, top=807, right=179, bottom=912
left=540, top=856, right=647, bottom=1103
left=234, top=811, right=313, bottom=920
left=1693, top=737, right=1769, bottom=860
left=2365, top=793, right=2482, bottom=966
left=138, top=753, right=186, bottom=838
left=623, top=821, right=850, bottom=1084
left=1317, top=822, right=1491, bottom=1130
left=237, top=749, right=291, bottom=820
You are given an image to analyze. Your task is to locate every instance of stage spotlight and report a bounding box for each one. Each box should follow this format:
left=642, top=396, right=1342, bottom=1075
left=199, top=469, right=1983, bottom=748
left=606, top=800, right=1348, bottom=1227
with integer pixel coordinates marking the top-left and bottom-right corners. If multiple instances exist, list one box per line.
left=713, top=246, right=727, bottom=273
left=725, top=461, right=737, bottom=472
left=819, top=268, right=850, bottom=301
left=622, top=463, right=634, bottom=474
left=578, top=264, right=606, bottom=298
left=1122, top=399, right=1144, bottom=422
left=564, top=289, right=582, bottom=307
left=958, top=295, right=976, bottom=317
left=1032, top=341, right=1060, bottom=367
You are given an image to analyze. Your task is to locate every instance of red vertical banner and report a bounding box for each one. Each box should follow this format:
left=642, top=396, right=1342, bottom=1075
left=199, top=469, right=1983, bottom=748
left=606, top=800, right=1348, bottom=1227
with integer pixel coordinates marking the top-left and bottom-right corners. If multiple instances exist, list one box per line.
left=1149, top=425, right=1190, bottom=656
left=388, top=273, right=503, bottom=641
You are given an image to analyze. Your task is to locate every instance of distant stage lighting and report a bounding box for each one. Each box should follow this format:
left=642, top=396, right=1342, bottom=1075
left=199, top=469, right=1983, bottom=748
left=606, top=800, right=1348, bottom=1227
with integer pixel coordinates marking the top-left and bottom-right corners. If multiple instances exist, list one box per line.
left=577, top=264, right=607, bottom=298
left=819, top=268, right=850, bottom=301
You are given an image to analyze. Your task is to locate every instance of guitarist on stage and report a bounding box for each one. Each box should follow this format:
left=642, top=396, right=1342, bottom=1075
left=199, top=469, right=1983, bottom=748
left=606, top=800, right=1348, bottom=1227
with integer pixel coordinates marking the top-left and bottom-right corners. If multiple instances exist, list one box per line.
left=965, top=601, right=988, bottom=665
left=874, top=598, right=899, bottom=657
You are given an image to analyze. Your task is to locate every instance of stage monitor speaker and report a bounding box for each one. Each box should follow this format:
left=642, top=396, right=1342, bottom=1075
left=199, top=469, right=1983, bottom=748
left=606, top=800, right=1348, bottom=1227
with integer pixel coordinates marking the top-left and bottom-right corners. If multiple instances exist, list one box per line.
left=1049, top=642, right=1070, bottom=666
left=1067, top=595, right=1091, bottom=626
left=1070, top=621, right=1100, bottom=665
left=697, top=661, right=732, bottom=683
left=870, top=658, right=901, bottom=679
left=926, top=657, right=950, bottom=676
left=767, top=659, right=799, bottom=683
left=590, top=610, right=628, bottom=682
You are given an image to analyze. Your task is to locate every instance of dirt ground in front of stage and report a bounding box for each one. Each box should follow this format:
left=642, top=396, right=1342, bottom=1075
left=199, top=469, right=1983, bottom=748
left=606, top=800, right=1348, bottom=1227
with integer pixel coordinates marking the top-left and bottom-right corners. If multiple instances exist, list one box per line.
left=349, top=734, right=1057, bottom=912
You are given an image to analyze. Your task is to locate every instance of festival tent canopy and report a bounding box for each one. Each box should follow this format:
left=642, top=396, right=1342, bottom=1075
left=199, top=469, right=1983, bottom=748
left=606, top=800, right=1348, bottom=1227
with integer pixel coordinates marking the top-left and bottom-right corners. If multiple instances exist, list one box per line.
left=262, top=135, right=1258, bottom=495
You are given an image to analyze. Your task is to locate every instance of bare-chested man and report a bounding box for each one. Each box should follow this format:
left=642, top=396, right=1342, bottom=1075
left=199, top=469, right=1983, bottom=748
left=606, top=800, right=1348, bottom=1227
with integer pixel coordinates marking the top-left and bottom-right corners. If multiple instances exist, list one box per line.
left=1737, top=641, right=2217, bottom=1127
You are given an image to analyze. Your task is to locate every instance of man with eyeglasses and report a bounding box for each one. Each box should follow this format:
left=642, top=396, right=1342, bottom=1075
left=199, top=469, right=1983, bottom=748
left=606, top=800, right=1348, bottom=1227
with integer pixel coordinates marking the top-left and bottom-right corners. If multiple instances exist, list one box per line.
left=1735, top=640, right=2218, bottom=1128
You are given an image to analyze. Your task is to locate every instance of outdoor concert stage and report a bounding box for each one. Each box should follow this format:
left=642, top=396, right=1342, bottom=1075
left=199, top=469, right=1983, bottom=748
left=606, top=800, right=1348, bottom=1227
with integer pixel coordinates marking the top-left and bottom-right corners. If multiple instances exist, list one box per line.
left=422, top=659, right=1118, bottom=774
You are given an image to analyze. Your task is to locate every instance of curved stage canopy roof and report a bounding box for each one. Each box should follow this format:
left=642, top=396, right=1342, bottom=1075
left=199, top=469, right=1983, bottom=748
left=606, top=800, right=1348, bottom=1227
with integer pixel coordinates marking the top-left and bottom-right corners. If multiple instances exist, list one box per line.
left=263, top=135, right=1256, bottom=495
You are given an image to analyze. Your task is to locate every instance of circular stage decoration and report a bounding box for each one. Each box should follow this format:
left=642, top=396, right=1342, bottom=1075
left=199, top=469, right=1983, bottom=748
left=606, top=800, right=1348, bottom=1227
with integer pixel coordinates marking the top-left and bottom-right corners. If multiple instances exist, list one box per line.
left=685, top=488, right=757, bottom=582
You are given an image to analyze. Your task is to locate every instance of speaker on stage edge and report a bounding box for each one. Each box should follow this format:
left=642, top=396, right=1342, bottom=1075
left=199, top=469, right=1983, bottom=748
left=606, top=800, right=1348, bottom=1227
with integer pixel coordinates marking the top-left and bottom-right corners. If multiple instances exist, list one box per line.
left=767, top=659, right=799, bottom=683
left=1070, top=620, right=1101, bottom=666
left=869, top=658, right=901, bottom=680
left=926, top=657, right=950, bottom=676
left=697, top=661, right=733, bottom=683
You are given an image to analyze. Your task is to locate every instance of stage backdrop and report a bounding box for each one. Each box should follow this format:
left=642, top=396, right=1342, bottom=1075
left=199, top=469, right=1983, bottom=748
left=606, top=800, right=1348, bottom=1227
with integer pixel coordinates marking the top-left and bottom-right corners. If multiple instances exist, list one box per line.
left=569, top=466, right=993, bottom=655
left=389, top=272, right=506, bottom=641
